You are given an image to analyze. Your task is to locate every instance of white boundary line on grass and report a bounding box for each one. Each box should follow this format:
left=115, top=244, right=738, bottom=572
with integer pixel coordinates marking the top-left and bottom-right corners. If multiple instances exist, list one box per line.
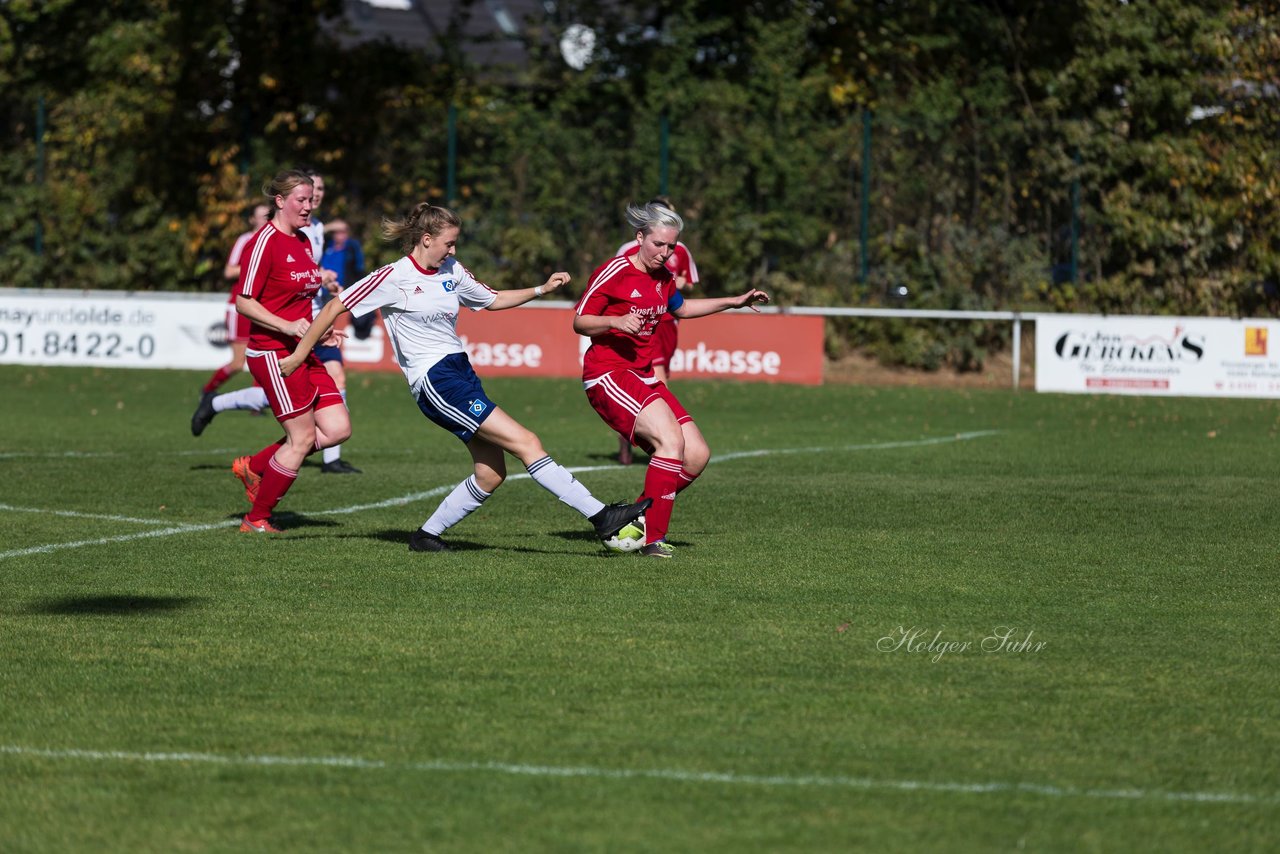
left=0, top=431, right=999, bottom=560
left=0, top=744, right=1272, bottom=807
left=0, top=503, right=180, bottom=526
left=0, top=521, right=242, bottom=559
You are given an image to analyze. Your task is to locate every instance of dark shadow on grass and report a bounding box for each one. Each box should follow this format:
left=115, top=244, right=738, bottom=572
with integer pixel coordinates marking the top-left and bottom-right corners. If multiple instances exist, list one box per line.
left=549, top=529, right=692, bottom=550
left=268, top=512, right=340, bottom=530
left=29, top=595, right=205, bottom=616
left=549, top=529, right=601, bottom=544
left=220, top=511, right=340, bottom=531
left=500, top=544, right=637, bottom=557
left=360, top=529, right=485, bottom=552
left=365, top=528, right=418, bottom=546
left=329, top=529, right=589, bottom=557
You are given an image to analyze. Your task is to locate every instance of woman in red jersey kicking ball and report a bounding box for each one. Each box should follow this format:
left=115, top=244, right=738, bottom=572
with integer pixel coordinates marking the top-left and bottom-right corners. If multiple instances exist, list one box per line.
left=231, top=169, right=351, bottom=533
left=573, top=201, right=768, bottom=558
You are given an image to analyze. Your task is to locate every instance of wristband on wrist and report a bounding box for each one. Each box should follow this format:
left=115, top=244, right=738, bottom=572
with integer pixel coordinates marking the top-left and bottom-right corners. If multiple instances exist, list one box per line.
left=533, top=285, right=544, bottom=297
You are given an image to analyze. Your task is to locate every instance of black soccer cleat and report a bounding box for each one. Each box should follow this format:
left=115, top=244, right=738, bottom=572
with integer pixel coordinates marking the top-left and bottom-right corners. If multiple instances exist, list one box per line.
left=190, top=391, right=217, bottom=437
left=639, top=541, right=675, bottom=559
left=321, top=458, right=363, bottom=474
left=590, top=497, right=653, bottom=540
left=409, top=529, right=450, bottom=552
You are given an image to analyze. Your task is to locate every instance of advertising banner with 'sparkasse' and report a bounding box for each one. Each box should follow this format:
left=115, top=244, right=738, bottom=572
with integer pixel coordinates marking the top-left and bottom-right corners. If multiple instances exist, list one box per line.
left=356, top=305, right=825, bottom=386
left=1035, top=313, right=1280, bottom=398
left=0, top=290, right=825, bottom=385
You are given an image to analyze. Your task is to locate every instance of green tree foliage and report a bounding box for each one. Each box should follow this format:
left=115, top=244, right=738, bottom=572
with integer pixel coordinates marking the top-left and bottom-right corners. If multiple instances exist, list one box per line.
left=1, top=0, right=1275, bottom=370
left=0, top=0, right=430, bottom=284
left=1042, top=0, right=1246, bottom=314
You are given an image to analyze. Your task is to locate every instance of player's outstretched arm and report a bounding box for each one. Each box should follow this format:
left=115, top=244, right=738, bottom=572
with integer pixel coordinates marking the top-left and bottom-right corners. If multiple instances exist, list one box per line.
left=486, top=272, right=571, bottom=311
left=673, top=288, right=770, bottom=319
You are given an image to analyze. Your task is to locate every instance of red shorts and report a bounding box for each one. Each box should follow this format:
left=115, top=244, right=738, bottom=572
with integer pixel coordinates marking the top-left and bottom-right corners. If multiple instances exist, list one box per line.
left=246, top=349, right=344, bottom=422
left=650, top=317, right=679, bottom=367
left=226, top=301, right=251, bottom=343
left=585, top=370, right=691, bottom=451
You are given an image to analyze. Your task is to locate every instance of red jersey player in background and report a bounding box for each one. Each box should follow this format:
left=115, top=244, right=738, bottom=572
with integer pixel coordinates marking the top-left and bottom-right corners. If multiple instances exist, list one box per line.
left=574, top=201, right=768, bottom=559
left=230, top=169, right=351, bottom=534
left=612, top=196, right=700, bottom=464
left=191, top=202, right=270, bottom=435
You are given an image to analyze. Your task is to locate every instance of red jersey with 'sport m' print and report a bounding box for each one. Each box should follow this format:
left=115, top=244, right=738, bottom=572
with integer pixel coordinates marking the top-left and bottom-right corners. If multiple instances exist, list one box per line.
left=236, top=222, right=326, bottom=354
left=575, top=255, right=683, bottom=382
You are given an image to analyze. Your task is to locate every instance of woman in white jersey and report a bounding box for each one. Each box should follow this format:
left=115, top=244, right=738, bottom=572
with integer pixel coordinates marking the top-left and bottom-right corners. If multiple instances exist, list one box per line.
left=281, top=203, right=649, bottom=552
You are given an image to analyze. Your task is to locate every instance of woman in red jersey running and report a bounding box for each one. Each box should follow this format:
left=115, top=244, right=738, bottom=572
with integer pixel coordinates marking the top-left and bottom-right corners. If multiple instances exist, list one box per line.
left=230, top=169, right=350, bottom=533
left=573, top=201, right=768, bottom=559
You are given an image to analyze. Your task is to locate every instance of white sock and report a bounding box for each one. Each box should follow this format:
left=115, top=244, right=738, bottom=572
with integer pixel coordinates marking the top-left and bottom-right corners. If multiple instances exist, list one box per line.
left=214, top=386, right=269, bottom=413
left=526, top=455, right=604, bottom=518
left=423, top=475, right=491, bottom=536
left=323, top=390, right=348, bottom=463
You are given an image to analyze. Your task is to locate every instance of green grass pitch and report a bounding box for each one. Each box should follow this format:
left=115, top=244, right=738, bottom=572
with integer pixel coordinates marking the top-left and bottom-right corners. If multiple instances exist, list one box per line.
left=1, top=365, right=1277, bottom=851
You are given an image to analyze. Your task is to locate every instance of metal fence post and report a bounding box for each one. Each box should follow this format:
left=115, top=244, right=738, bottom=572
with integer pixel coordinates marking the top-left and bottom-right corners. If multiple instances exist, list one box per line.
left=447, top=103, right=458, bottom=204
left=859, top=107, right=871, bottom=286
left=36, top=95, right=45, bottom=257
left=659, top=113, right=670, bottom=197
left=1070, top=149, right=1080, bottom=284
left=1012, top=315, right=1021, bottom=390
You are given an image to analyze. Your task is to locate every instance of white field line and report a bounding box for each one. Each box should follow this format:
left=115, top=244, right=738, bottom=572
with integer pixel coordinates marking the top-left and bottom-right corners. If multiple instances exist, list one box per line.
left=0, top=744, right=1272, bottom=807
left=0, top=521, right=241, bottom=559
left=0, top=432, right=999, bottom=560
left=715, top=430, right=1000, bottom=461
left=0, top=503, right=178, bottom=526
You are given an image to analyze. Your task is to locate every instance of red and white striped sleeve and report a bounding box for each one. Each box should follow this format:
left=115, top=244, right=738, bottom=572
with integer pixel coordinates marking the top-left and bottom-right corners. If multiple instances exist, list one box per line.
left=575, top=257, right=630, bottom=316
left=238, top=225, right=276, bottom=299
left=455, top=262, right=497, bottom=311
left=227, top=230, right=254, bottom=268
left=679, top=244, right=700, bottom=285
left=340, top=263, right=397, bottom=317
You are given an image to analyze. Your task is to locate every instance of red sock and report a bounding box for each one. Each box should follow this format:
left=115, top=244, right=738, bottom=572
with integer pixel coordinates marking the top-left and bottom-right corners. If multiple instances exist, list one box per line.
left=248, top=456, right=298, bottom=522
left=249, top=438, right=286, bottom=476
left=640, top=456, right=683, bottom=544
left=676, top=467, right=699, bottom=495
left=251, top=437, right=323, bottom=476
left=202, top=365, right=235, bottom=394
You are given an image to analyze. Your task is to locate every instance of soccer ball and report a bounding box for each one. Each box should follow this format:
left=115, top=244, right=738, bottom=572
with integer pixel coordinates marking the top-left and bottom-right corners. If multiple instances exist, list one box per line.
left=602, top=516, right=645, bottom=553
